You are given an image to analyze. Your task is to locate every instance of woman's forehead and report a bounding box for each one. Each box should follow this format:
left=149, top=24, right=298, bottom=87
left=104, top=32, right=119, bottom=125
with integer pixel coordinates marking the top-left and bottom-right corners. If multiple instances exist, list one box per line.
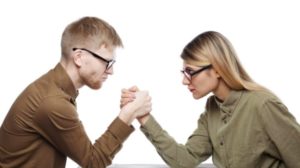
left=183, top=60, right=210, bottom=68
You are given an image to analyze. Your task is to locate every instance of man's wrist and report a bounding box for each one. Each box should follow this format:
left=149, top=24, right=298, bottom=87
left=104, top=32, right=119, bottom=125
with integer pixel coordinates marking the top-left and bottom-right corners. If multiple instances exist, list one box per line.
left=118, top=109, right=136, bottom=125
left=109, top=117, right=135, bottom=141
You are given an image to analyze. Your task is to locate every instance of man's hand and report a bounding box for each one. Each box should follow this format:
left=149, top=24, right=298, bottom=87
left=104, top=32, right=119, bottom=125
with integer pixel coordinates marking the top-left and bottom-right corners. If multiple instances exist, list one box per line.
left=118, top=87, right=152, bottom=125
left=120, top=86, right=138, bottom=108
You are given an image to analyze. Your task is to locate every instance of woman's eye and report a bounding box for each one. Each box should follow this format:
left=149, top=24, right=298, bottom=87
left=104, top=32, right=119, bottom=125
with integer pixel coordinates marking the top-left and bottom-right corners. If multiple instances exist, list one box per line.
left=185, top=69, right=194, bottom=74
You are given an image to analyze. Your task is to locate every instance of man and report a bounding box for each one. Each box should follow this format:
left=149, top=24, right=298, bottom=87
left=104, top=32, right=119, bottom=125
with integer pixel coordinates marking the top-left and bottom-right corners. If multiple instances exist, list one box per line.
left=0, top=16, right=152, bottom=168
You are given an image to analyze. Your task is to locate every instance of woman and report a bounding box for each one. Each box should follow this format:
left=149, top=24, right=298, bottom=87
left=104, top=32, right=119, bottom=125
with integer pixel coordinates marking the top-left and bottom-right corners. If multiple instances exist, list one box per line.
left=122, top=31, right=300, bottom=168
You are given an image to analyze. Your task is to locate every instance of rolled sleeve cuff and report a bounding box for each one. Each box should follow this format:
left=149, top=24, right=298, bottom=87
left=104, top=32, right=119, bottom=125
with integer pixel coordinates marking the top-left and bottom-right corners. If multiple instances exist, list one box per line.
left=140, top=115, right=162, bottom=138
left=109, top=117, right=135, bottom=142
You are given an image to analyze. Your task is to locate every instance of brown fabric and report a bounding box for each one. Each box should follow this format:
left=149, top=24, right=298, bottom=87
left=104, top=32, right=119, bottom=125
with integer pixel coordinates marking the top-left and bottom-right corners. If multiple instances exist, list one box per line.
left=0, top=63, right=134, bottom=168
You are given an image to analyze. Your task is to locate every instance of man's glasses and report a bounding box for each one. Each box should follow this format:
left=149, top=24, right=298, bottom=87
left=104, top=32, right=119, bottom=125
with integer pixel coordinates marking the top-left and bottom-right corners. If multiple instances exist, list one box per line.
left=73, top=48, right=115, bottom=70
left=181, top=64, right=212, bottom=80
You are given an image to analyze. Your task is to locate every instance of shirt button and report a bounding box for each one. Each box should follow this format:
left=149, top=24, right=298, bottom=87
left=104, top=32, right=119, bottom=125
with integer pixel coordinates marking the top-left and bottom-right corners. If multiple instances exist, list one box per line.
left=220, top=141, right=224, bottom=146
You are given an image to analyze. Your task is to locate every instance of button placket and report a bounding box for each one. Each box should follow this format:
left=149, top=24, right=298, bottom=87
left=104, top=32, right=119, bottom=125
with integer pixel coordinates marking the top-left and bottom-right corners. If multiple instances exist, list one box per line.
left=220, top=140, right=224, bottom=146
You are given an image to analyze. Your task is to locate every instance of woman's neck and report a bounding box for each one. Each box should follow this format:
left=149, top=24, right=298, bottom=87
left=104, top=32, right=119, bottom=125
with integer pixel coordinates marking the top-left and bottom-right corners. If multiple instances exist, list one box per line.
left=213, top=79, right=231, bottom=102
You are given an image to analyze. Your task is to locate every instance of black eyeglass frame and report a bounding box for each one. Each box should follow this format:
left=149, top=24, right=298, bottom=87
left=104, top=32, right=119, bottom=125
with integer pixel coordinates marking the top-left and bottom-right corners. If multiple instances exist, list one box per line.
left=72, top=48, right=115, bottom=70
left=181, top=64, right=213, bottom=80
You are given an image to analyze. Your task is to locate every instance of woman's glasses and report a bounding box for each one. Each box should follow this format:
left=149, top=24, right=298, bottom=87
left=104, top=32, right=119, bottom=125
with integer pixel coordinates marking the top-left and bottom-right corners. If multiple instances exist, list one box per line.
left=181, top=64, right=212, bottom=80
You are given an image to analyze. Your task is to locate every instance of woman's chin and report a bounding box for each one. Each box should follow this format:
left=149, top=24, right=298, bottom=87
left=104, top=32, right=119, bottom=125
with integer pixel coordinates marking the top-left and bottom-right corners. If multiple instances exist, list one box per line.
left=192, top=92, right=200, bottom=99
left=192, top=91, right=206, bottom=100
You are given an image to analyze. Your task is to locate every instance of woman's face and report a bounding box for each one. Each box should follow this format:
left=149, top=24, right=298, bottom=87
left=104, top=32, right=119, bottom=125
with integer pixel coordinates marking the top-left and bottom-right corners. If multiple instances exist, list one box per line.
left=182, top=63, right=220, bottom=99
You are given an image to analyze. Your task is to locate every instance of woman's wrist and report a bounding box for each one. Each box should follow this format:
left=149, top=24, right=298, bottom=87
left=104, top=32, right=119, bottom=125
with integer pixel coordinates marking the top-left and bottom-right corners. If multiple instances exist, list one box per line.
left=138, top=113, right=150, bottom=126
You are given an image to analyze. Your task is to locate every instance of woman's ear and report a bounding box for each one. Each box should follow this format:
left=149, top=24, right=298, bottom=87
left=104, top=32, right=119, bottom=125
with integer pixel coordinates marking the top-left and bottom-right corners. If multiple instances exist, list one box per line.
left=211, top=68, right=221, bottom=78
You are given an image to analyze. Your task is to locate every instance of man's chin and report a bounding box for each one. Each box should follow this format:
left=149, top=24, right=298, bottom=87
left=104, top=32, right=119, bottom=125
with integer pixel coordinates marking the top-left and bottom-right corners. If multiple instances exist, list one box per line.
left=88, top=83, right=103, bottom=90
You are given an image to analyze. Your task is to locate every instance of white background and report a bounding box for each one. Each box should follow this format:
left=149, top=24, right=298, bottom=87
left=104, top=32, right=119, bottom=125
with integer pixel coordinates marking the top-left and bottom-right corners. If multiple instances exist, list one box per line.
left=0, top=0, right=299, bottom=167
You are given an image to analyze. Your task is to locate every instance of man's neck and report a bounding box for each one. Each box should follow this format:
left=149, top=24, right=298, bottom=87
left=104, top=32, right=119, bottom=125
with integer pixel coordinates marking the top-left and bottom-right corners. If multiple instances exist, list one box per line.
left=59, top=61, right=83, bottom=90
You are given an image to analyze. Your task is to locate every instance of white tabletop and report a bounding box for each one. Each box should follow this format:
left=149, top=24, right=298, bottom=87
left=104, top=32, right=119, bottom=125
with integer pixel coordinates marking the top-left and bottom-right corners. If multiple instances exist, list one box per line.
left=108, top=164, right=215, bottom=168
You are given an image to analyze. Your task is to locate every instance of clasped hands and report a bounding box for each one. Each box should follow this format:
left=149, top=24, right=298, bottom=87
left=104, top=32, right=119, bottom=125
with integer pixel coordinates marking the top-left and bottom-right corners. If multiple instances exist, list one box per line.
left=118, top=86, right=152, bottom=125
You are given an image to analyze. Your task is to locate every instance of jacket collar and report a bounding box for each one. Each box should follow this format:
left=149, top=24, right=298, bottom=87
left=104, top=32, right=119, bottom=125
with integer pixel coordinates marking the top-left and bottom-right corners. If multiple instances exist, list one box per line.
left=214, top=90, right=243, bottom=119
left=52, top=63, right=78, bottom=100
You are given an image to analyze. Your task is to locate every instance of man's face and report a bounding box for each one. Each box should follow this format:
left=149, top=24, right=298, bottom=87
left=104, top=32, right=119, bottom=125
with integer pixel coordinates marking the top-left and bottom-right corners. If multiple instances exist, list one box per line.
left=76, top=45, right=116, bottom=90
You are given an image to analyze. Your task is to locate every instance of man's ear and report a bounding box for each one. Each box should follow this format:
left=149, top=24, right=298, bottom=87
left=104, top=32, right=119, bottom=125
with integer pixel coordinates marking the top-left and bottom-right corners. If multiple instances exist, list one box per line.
left=73, top=51, right=83, bottom=67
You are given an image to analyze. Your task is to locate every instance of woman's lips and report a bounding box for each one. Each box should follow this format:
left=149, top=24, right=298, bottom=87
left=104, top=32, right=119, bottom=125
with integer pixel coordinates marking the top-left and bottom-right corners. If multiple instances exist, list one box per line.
left=189, top=88, right=195, bottom=92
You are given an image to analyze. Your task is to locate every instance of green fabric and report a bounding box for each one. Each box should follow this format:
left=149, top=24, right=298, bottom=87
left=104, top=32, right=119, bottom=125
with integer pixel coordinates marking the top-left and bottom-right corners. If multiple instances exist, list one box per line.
left=141, top=90, right=300, bottom=168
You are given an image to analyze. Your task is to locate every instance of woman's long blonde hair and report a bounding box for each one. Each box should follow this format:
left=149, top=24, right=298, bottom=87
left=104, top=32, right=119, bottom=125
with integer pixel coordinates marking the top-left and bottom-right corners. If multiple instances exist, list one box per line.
left=181, top=31, right=266, bottom=91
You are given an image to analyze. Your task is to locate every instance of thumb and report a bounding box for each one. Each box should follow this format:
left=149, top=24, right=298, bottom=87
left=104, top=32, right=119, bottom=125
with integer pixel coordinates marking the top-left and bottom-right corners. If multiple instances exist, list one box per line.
left=129, top=85, right=139, bottom=92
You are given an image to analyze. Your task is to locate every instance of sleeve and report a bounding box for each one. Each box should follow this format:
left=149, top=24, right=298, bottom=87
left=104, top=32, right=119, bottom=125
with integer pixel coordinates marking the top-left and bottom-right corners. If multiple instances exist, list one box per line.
left=260, top=98, right=300, bottom=167
left=34, top=96, right=134, bottom=168
left=140, top=114, right=212, bottom=168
